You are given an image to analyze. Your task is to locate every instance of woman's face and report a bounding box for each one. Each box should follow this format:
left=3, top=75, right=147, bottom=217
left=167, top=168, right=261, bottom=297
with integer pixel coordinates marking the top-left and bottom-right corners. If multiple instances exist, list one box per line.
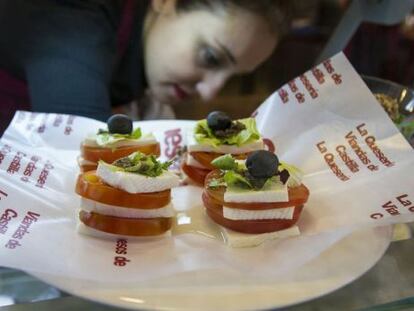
left=143, top=0, right=278, bottom=105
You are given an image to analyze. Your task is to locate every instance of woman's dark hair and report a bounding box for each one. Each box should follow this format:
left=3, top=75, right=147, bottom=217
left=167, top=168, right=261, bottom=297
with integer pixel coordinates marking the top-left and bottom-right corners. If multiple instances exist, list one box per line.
left=176, top=0, right=293, bottom=36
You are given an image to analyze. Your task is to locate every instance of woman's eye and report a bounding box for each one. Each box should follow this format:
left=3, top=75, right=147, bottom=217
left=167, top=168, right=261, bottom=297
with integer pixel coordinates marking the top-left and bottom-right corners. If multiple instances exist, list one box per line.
left=200, top=47, right=221, bottom=68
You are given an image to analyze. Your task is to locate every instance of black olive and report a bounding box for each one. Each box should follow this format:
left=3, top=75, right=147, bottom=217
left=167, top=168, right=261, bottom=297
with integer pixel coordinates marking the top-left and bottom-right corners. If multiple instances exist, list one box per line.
left=246, top=150, right=279, bottom=179
left=207, top=111, right=232, bottom=131
left=107, top=114, right=133, bottom=134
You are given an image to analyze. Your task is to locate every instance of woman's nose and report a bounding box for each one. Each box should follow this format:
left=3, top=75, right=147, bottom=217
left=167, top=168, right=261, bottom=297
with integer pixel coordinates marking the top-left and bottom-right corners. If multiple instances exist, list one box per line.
left=195, top=73, right=228, bottom=101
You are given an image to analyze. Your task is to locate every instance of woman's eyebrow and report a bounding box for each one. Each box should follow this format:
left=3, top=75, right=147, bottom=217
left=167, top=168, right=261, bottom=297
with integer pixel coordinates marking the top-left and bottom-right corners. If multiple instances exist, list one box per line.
left=214, top=39, right=236, bottom=65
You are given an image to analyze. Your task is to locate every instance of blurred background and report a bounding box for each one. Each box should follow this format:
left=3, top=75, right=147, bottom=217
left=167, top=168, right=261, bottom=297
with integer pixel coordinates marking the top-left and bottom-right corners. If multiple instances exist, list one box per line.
left=174, top=0, right=414, bottom=120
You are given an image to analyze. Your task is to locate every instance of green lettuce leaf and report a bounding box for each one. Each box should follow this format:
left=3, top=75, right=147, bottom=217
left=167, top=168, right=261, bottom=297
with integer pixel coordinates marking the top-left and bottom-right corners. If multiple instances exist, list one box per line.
left=262, top=176, right=282, bottom=190
left=207, top=178, right=226, bottom=189
left=211, top=154, right=238, bottom=170
left=96, top=128, right=142, bottom=146
left=194, top=118, right=260, bottom=147
left=223, top=170, right=252, bottom=189
left=225, top=174, right=282, bottom=191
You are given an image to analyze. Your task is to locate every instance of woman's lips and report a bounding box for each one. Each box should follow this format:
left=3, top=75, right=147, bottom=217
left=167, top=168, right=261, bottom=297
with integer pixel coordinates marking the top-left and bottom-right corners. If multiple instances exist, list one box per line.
left=172, top=84, right=190, bottom=101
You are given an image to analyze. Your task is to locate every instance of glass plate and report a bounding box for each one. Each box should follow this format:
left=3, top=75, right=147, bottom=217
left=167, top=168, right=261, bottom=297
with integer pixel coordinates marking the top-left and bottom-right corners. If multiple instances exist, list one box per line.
left=29, top=226, right=392, bottom=311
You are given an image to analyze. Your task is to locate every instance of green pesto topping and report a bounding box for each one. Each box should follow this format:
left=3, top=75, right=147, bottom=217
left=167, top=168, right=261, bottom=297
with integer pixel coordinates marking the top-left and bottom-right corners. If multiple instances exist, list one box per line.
left=100, top=151, right=172, bottom=177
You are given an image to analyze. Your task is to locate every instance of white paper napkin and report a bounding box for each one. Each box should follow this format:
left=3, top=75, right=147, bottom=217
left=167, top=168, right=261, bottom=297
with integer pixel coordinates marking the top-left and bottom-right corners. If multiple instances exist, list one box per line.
left=0, top=52, right=412, bottom=283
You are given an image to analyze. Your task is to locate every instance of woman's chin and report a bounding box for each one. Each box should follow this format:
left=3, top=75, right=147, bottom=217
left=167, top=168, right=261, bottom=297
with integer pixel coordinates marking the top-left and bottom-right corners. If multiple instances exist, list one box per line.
left=149, top=86, right=191, bottom=106
left=159, top=94, right=187, bottom=106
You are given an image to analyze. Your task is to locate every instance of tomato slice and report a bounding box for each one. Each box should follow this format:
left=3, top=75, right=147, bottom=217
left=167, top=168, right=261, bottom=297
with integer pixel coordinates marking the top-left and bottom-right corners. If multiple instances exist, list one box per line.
left=81, top=143, right=160, bottom=164
left=204, top=170, right=309, bottom=209
left=80, top=163, right=97, bottom=172
left=181, top=162, right=211, bottom=186
left=202, top=191, right=304, bottom=234
left=79, top=211, right=172, bottom=236
left=75, top=171, right=170, bottom=209
left=190, top=152, right=248, bottom=170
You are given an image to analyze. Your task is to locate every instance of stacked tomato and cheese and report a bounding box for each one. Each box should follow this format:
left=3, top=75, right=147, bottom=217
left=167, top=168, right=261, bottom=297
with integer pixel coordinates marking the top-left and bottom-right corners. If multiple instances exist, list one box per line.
left=202, top=151, right=309, bottom=234
left=182, top=111, right=265, bottom=185
left=75, top=151, right=180, bottom=237
left=79, top=114, right=160, bottom=172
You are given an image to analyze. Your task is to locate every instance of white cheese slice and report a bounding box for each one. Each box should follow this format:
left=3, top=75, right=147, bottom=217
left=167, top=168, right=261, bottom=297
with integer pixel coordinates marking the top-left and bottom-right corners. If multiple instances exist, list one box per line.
left=224, top=182, right=288, bottom=203
left=223, top=206, right=294, bottom=220
left=223, top=225, right=300, bottom=248
left=81, top=198, right=174, bottom=218
left=96, top=162, right=180, bottom=193
left=77, top=156, right=96, bottom=166
left=83, top=134, right=158, bottom=148
left=185, top=154, right=207, bottom=169
left=187, top=131, right=264, bottom=154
